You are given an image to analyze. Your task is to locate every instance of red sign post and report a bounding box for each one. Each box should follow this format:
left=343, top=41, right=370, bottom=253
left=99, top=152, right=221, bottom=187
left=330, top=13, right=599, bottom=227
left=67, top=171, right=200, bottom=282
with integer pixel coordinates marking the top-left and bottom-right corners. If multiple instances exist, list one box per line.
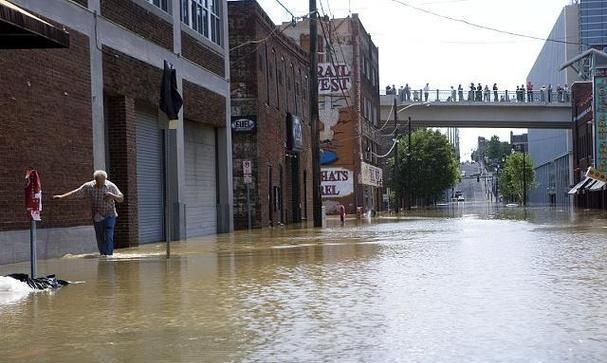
left=24, top=169, right=41, bottom=278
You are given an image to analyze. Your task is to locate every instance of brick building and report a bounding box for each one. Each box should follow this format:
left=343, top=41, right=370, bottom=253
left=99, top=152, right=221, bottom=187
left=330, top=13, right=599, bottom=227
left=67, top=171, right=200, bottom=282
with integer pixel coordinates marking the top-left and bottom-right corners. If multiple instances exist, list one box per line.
left=570, top=81, right=607, bottom=208
left=282, top=14, right=383, bottom=215
left=228, top=0, right=313, bottom=229
left=0, top=0, right=232, bottom=264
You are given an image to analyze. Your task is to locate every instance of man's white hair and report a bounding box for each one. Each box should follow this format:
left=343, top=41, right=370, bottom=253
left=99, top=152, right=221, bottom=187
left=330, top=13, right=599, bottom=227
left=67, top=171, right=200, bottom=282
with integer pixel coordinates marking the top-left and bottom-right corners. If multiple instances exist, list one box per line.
left=93, top=170, right=108, bottom=179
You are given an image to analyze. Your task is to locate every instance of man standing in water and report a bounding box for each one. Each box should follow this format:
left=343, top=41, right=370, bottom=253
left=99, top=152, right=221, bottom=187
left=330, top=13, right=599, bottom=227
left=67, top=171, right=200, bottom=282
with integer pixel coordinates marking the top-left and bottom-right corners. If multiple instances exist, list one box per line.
left=53, top=170, right=123, bottom=256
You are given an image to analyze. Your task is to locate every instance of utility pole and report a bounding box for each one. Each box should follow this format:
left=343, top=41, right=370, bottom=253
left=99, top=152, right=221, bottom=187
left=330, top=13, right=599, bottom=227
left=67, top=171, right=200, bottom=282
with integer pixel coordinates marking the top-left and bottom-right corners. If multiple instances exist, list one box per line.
left=522, top=146, right=527, bottom=206
left=393, top=98, right=399, bottom=213
left=310, top=0, right=322, bottom=227
left=407, top=116, right=412, bottom=210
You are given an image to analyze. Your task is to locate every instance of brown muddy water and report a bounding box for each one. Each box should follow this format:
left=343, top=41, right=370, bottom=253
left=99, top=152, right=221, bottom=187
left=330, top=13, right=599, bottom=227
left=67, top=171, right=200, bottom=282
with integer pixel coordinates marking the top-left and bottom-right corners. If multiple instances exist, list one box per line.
left=1, top=205, right=607, bottom=362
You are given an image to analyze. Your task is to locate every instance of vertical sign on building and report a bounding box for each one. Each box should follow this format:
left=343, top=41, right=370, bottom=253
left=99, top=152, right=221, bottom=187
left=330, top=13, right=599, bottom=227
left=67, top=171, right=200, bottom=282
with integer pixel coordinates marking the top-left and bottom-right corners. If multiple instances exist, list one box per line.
left=594, top=67, right=607, bottom=172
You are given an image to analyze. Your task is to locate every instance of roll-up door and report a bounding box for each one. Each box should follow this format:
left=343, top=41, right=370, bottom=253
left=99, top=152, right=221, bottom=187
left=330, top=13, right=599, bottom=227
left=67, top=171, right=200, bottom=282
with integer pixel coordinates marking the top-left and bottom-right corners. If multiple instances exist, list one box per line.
left=184, top=120, right=217, bottom=237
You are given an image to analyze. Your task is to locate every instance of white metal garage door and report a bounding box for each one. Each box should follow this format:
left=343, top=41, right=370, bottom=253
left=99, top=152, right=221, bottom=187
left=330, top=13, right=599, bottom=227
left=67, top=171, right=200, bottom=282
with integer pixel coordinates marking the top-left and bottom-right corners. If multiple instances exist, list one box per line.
left=136, top=109, right=165, bottom=244
left=185, top=120, right=217, bottom=237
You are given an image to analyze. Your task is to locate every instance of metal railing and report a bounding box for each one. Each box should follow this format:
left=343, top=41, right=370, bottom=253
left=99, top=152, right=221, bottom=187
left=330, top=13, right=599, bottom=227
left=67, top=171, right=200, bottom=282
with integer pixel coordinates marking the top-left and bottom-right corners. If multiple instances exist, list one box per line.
left=384, top=88, right=571, bottom=105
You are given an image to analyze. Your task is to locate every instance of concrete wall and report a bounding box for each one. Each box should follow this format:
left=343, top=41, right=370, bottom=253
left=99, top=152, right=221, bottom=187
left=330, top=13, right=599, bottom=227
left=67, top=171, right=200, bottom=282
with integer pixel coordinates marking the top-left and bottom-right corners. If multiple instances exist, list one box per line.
left=526, top=5, right=580, bottom=206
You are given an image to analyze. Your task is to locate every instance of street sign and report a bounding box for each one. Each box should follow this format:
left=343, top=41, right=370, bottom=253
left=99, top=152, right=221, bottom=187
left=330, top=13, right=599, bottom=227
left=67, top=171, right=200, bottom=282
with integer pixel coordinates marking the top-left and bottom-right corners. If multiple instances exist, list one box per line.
left=243, top=160, right=252, bottom=175
left=231, top=117, right=257, bottom=133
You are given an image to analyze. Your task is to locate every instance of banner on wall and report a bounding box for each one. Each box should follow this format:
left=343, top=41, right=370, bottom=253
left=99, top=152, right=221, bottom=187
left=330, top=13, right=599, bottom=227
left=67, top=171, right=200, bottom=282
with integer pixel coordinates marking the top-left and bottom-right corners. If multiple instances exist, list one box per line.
left=360, top=162, right=383, bottom=187
left=321, top=168, right=353, bottom=198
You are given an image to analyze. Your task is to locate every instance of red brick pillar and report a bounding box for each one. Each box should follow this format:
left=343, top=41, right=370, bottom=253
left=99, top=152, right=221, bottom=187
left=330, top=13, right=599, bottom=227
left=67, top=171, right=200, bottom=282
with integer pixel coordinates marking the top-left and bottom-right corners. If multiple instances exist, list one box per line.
left=106, top=95, right=139, bottom=248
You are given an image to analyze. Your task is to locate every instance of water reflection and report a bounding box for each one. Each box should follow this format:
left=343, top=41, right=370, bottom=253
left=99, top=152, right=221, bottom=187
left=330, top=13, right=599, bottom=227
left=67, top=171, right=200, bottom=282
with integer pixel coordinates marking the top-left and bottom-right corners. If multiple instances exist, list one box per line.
left=1, top=205, right=607, bottom=362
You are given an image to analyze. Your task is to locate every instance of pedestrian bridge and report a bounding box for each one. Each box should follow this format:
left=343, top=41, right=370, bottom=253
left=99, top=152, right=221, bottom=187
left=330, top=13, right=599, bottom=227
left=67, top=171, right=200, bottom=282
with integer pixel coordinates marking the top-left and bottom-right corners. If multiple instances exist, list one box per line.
left=379, top=92, right=572, bottom=129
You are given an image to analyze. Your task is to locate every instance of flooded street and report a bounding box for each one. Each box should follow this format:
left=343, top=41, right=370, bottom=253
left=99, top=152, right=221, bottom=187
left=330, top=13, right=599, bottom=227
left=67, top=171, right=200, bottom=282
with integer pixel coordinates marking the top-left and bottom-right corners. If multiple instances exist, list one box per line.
left=2, top=205, right=607, bottom=362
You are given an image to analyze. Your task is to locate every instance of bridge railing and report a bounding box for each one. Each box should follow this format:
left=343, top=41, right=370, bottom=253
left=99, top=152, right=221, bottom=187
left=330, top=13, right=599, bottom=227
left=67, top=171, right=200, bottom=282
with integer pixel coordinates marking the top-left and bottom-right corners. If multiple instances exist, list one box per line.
left=384, top=89, right=571, bottom=105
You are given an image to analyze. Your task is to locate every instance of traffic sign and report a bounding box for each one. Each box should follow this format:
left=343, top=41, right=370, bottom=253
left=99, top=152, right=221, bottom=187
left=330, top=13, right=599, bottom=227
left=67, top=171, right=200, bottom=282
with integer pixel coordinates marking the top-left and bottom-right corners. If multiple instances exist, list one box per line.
left=243, top=160, right=252, bottom=175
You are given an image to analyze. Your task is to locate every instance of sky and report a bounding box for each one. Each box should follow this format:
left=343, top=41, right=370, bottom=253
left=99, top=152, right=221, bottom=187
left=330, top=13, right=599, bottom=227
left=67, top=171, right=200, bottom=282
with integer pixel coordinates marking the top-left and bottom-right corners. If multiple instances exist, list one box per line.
left=255, top=0, right=573, bottom=160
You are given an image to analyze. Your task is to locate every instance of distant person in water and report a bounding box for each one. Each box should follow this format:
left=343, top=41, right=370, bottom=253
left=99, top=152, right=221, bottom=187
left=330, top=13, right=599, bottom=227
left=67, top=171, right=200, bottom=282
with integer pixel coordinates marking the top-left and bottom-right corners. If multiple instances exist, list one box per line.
left=53, top=170, right=123, bottom=256
left=338, top=203, right=346, bottom=224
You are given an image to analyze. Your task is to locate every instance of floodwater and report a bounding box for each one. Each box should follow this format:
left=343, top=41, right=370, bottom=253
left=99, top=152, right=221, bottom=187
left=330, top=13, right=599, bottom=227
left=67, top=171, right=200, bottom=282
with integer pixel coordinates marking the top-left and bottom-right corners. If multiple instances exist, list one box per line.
left=2, top=204, right=607, bottom=362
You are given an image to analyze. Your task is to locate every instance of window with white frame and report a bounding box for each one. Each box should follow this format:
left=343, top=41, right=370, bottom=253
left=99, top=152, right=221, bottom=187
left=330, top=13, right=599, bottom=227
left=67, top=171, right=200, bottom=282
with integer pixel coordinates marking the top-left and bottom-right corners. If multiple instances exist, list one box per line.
left=181, top=0, right=223, bottom=46
left=147, top=0, right=170, bottom=12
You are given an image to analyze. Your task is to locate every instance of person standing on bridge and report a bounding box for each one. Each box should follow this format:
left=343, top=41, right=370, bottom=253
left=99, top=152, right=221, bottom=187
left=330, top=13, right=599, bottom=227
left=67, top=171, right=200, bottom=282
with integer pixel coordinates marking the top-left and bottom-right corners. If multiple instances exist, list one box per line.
left=563, top=84, right=569, bottom=102
left=527, top=81, right=534, bottom=102
left=540, top=85, right=546, bottom=103
left=423, top=83, right=430, bottom=102
left=516, top=85, right=522, bottom=102
left=450, top=86, right=456, bottom=102
left=476, top=83, right=483, bottom=102
left=483, top=85, right=490, bottom=102
left=493, top=83, right=498, bottom=102
left=469, top=83, right=475, bottom=101
left=404, top=83, right=411, bottom=102
left=520, top=84, right=526, bottom=102
left=547, top=84, right=553, bottom=103
left=458, top=84, right=464, bottom=102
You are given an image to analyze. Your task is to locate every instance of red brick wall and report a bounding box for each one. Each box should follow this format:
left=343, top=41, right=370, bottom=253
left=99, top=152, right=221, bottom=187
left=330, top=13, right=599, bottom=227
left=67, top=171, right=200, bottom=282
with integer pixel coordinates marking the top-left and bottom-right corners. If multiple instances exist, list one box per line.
left=106, top=95, right=139, bottom=248
left=229, top=1, right=312, bottom=228
left=102, top=47, right=162, bottom=105
left=0, top=29, right=92, bottom=231
left=572, top=82, right=593, bottom=184
left=101, top=0, right=173, bottom=50
left=181, top=32, right=225, bottom=77
left=183, top=80, right=226, bottom=127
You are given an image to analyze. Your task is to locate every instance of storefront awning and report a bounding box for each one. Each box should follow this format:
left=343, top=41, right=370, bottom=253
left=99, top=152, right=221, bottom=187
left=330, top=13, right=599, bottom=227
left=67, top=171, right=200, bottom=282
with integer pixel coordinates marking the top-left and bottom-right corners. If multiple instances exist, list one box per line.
left=589, top=180, right=606, bottom=191
left=0, top=0, right=69, bottom=49
left=568, top=177, right=592, bottom=195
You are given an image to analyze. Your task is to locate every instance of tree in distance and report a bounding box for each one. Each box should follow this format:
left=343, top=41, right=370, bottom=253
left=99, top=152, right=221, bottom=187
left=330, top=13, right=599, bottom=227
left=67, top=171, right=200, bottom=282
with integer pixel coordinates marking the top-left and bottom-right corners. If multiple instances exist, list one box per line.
left=498, top=151, right=534, bottom=203
left=392, top=129, right=459, bottom=206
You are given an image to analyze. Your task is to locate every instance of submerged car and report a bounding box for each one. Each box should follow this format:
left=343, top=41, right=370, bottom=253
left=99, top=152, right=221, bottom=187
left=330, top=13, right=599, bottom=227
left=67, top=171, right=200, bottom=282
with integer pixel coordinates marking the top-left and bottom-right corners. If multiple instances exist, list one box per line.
left=457, top=195, right=465, bottom=202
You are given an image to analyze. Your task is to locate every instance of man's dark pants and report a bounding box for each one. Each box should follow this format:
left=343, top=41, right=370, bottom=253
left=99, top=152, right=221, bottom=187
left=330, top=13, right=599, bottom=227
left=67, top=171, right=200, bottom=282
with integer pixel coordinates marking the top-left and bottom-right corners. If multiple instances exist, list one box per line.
left=94, top=216, right=116, bottom=255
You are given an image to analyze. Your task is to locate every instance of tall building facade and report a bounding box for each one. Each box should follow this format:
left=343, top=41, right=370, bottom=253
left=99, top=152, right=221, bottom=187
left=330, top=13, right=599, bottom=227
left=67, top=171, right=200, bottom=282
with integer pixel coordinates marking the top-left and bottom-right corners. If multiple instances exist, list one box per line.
left=580, top=0, right=607, bottom=50
left=283, top=15, right=382, bottom=214
left=228, top=0, right=313, bottom=228
left=0, top=0, right=232, bottom=264
left=527, top=4, right=580, bottom=206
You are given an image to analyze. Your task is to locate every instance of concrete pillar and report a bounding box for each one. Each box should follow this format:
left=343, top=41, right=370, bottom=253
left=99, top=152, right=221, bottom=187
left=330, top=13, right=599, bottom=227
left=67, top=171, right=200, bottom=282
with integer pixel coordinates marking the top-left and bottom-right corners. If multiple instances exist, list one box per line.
left=218, top=0, right=234, bottom=233
left=89, top=0, right=105, bottom=170
left=170, top=0, right=186, bottom=239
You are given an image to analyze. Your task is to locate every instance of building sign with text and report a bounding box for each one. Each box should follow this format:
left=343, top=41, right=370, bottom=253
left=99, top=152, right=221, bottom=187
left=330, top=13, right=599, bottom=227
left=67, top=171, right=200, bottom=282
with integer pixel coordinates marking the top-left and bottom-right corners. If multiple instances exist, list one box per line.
left=321, top=168, right=353, bottom=198
left=360, top=162, right=383, bottom=187
left=286, top=113, right=303, bottom=152
left=318, top=63, right=352, bottom=95
left=594, top=68, right=607, bottom=172
left=231, top=116, right=256, bottom=133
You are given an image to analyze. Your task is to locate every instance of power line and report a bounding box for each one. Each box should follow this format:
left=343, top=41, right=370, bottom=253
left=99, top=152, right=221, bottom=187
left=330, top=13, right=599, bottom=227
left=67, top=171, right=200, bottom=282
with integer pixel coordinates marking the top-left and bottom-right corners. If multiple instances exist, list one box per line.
left=388, top=0, right=587, bottom=46
left=230, top=10, right=316, bottom=64
left=274, top=0, right=296, bottom=20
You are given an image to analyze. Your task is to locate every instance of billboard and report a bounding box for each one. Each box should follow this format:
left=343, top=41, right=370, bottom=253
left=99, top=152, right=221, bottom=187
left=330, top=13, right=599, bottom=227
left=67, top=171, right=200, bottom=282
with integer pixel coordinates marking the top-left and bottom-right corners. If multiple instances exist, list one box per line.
left=360, top=162, right=383, bottom=187
left=594, top=68, right=607, bottom=172
left=321, top=168, right=353, bottom=198
left=318, top=63, right=352, bottom=95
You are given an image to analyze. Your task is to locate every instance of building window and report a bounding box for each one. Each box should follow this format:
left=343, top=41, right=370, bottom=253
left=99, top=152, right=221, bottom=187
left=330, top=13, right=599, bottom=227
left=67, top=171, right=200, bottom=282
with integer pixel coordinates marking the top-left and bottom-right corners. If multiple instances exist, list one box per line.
left=181, top=0, right=223, bottom=46
left=147, top=0, right=170, bottom=12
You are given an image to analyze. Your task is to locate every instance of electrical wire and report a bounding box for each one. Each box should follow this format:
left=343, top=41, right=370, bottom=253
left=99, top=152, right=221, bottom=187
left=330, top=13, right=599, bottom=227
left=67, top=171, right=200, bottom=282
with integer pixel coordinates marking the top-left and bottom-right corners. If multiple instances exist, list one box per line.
left=388, top=0, right=587, bottom=46
left=274, top=0, right=296, bottom=19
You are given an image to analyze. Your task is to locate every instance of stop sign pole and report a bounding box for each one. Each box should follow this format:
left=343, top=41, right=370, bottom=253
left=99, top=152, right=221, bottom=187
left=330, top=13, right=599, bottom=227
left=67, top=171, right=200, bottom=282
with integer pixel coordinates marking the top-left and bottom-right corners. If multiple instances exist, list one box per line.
left=25, top=169, right=41, bottom=278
